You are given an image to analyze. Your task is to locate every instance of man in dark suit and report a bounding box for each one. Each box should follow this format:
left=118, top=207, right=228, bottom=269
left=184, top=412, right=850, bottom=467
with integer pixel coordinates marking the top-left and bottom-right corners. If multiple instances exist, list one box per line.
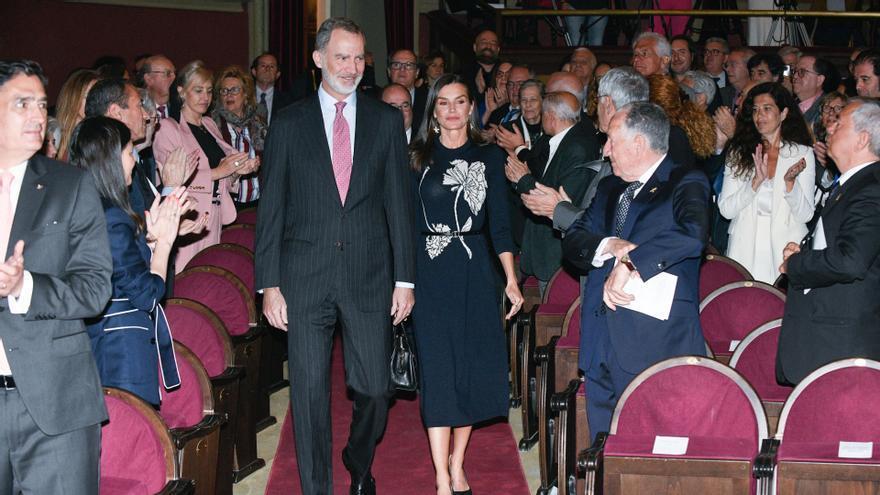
left=255, top=18, right=415, bottom=495
left=0, top=59, right=113, bottom=493
left=506, top=91, right=600, bottom=292
left=777, top=99, right=880, bottom=385
left=386, top=49, right=428, bottom=134
left=252, top=53, right=295, bottom=125
left=563, top=102, right=710, bottom=439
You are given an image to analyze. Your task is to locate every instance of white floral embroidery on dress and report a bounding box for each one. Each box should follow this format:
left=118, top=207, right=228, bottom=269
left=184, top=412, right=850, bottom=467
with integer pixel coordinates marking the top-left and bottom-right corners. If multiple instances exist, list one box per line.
left=419, top=159, right=487, bottom=260
left=426, top=223, right=452, bottom=259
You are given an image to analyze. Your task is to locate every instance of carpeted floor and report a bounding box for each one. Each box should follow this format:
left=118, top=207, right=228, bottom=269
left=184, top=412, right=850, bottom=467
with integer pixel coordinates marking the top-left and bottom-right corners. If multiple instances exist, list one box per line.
left=265, top=340, right=531, bottom=495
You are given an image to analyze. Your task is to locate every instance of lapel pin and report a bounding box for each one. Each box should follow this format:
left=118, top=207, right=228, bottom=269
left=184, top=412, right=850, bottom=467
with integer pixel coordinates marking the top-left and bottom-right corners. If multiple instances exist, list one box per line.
left=649, top=187, right=658, bottom=193
left=36, top=183, right=44, bottom=190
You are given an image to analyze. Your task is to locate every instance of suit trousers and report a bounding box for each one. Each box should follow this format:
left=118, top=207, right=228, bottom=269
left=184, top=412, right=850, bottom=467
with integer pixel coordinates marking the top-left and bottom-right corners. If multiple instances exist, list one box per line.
left=0, top=388, right=100, bottom=494
left=584, top=325, right=639, bottom=443
left=287, top=287, right=393, bottom=495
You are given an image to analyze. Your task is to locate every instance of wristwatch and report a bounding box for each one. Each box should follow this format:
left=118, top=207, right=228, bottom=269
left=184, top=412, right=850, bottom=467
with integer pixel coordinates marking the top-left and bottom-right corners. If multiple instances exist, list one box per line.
left=620, top=254, right=636, bottom=272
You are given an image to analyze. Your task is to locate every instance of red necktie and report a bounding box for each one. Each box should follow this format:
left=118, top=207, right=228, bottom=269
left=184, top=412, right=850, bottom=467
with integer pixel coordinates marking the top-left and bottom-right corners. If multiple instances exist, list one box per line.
left=332, top=101, right=352, bottom=205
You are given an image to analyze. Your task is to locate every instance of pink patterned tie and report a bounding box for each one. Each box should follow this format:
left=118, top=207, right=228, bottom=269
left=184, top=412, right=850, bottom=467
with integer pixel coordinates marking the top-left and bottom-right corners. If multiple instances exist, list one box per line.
left=332, top=101, right=352, bottom=205
left=0, top=172, right=13, bottom=260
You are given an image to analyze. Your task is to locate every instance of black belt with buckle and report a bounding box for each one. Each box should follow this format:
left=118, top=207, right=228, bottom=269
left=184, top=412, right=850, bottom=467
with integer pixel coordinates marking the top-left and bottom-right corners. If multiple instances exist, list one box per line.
left=0, top=376, right=15, bottom=389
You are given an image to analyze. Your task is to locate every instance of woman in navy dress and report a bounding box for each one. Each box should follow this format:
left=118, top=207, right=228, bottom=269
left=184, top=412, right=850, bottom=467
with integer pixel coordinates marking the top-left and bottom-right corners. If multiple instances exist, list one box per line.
left=410, top=74, right=524, bottom=495
left=70, top=116, right=191, bottom=406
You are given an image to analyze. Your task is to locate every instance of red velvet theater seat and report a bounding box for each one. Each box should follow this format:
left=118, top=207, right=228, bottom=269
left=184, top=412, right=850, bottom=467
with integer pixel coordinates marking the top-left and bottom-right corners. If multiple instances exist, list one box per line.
left=699, top=253, right=753, bottom=301
left=219, top=223, right=255, bottom=253
left=233, top=207, right=257, bottom=226
left=187, top=243, right=255, bottom=294
left=699, top=281, right=785, bottom=363
left=582, top=356, right=768, bottom=495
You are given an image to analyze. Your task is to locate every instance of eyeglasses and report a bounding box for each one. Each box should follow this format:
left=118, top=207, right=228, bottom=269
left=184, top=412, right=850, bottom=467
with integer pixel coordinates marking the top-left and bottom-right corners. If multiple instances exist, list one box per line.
left=793, top=68, right=819, bottom=78
left=389, top=62, right=418, bottom=71
left=388, top=102, right=412, bottom=111
left=822, top=104, right=845, bottom=114
left=705, top=49, right=726, bottom=56
left=219, top=86, right=243, bottom=96
left=506, top=80, right=524, bottom=88
left=148, top=70, right=175, bottom=78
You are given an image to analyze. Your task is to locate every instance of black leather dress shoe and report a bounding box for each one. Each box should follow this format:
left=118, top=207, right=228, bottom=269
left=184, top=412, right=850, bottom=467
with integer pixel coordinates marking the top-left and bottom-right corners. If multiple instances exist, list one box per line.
left=343, top=448, right=376, bottom=495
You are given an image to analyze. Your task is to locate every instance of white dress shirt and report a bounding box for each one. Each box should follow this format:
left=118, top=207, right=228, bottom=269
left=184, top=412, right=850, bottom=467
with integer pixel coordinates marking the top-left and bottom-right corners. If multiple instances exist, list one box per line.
left=544, top=124, right=574, bottom=177
left=592, top=154, right=667, bottom=267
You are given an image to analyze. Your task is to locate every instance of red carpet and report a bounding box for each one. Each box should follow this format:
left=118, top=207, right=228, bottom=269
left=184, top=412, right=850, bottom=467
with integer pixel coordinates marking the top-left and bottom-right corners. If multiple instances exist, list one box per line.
left=265, top=341, right=531, bottom=494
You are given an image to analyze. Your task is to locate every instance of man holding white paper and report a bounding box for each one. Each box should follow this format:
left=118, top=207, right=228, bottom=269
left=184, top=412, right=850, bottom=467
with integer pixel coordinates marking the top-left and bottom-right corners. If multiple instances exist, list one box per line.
left=562, top=102, right=711, bottom=440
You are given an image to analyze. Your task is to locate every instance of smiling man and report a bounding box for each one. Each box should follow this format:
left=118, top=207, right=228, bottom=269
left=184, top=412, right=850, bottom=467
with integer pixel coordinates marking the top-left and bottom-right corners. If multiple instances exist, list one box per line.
left=255, top=17, right=415, bottom=495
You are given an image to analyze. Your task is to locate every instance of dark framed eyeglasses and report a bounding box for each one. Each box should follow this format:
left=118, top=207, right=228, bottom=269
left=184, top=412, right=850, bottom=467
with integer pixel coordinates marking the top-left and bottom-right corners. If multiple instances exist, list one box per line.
left=219, top=87, right=243, bottom=96
left=388, top=102, right=412, bottom=111
left=148, top=69, right=175, bottom=78
left=389, top=62, right=418, bottom=71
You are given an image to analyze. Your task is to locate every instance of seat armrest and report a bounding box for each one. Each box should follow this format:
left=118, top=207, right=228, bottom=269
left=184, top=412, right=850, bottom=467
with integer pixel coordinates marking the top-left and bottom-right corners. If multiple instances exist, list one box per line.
left=753, top=438, right=780, bottom=480
left=158, top=479, right=196, bottom=494
left=170, top=414, right=224, bottom=448
left=551, top=377, right=582, bottom=413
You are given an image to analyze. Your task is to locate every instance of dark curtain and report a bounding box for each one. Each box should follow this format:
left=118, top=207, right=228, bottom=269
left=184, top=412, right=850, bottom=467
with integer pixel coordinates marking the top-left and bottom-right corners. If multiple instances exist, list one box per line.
left=385, top=0, right=414, bottom=51
left=269, top=0, right=306, bottom=91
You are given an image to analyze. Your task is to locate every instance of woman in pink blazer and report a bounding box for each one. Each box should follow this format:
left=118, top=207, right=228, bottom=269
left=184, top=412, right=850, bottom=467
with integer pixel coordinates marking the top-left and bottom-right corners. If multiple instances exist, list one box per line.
left=154, top=61, right=259, bottom=271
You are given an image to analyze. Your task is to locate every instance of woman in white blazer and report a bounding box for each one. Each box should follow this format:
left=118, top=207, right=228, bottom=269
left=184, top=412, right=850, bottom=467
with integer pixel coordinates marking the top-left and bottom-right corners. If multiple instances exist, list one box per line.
left=719, top=82, right=816, bottom=283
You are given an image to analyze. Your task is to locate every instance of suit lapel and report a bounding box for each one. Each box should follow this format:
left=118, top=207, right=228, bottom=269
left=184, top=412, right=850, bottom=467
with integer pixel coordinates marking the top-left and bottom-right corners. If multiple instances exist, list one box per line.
left=619, top=157, right=671, bottom=240
left=347, top=96, right=376, bottom=210
left=820, top=161, right=880, bottom=218
left=8, top=157, right=48, bottom=258
left=306, top=96, right=342, bottom=209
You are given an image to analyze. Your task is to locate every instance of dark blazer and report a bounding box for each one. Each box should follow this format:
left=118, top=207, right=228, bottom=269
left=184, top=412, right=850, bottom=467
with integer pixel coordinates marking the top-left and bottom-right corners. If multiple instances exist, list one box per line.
left=777, top=162, right=880, bottom=385
left=563, top=156, right=710, bottom=374
left=411, top=85, right=429, bottom=135
left=718, top=85, right=736, bottom=110
left=272, top=89, right=295, bottom=117
left=255, top=92, right=416, bottom=312
left=86, top=205, right=179, bottom=406
left=0, top=155, right=112, bottom=435
left=516, top=123, right=601, bottom=281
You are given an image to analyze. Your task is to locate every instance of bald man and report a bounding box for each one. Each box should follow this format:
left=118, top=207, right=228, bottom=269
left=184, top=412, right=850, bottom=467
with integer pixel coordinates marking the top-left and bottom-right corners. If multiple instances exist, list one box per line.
left=381, top=83, right=414, bottom=143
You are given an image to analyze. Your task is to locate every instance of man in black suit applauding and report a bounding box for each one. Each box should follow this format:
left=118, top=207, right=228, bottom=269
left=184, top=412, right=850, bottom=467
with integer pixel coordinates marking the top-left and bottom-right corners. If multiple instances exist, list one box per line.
left=255, top=17, right=415, bottom=495
left=777, top=98, right=880, bottom=385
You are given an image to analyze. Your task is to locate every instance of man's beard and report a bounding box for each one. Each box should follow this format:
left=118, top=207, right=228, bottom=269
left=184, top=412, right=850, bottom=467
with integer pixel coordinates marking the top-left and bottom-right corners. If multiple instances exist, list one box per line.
left=476, top=49, right=498, bottom=65
left=323, top=68, right=363, bottom=96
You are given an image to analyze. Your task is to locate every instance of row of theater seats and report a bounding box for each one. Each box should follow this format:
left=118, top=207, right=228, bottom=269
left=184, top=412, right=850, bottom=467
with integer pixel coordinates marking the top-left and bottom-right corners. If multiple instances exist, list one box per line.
left=508, top=252, right=878, bottom=495
left=99, top=208, right=288, bottom=494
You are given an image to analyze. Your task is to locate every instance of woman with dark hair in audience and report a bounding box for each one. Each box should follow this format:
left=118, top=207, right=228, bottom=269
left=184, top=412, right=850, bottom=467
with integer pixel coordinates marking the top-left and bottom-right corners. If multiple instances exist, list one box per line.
left=410, top=73, right=524, bottom=495
left=420, top=51, right=447, bottom=89
left=153, top=61, right=258, bottom=270
left=212, top=65, right=267, bottom=209
left=71, top=116, right=191, bottom=406
left=648, top=74, right=715, bottom=160
left=55, top=68, right=100, bottom=161
left=718, top=82, right=816, bottom=283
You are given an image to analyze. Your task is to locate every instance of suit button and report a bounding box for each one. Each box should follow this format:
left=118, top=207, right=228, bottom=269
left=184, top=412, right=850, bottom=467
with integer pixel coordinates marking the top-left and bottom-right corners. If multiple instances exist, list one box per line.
left=150, top=338, right=157, bottom=345
left=657, top=261, right=666, bottom=269
left=335, top=241, right=344, bottom=251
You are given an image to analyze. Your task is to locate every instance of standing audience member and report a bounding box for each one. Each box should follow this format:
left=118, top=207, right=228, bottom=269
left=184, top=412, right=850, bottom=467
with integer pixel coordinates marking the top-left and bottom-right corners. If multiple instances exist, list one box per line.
left=852, top=49, right=880, bottom=98
left=568, top=47, right=598, bottom=91
left=153, top=61, right=257, bottom=271
left=562, top=101, right=710, bottom=440
left=777, top=98, right=880, bottom=385
left=139, top=55, right=176, bottom=120
left=0, top=59, right=112, bottom=494
left=681, top=70, right=718, bottom=112
left=255, top=17, right=416, bottom=495
left=703, top=37, right=730, bottom=88
left=464, top=28, right=501, bottom=104
left=213, top=65, right=267, bottom=209
left=485, top=65, right=531, bottom=128
left=748, top=53, right=785, bottom=84
left=421, top=51, right=446, bottom=89
left=778, top=45, right=802, bottom=92
left=718, top=82, right=815, bottom=283
left=381, top=83, right=414, bottom=143
left=631, top=32, right=671, bottom=77
left=388, top=49, right=429, bottom=133
left=409, top=74, right=523, bottom=495
left=55, top=68, right=99, bottom=161
left=670, top=35, right=695, bottom=81
left=792, top=56, right=839, bottom=128
left=647, top=74, right=715, bottom=161
left=71, top=116, right=189, bottom=406
left=812, top=91, right=847, bottom=177
left=726, top=47, right=757, bottom=110
left=251, top=53, right=294, bottom=124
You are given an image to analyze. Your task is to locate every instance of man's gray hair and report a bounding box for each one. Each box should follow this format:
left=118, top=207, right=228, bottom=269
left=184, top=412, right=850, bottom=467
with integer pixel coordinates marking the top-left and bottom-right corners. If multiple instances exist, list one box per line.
left=731, top=47, right=757, bottom=61
left=849, top=98, right=880, bottom=157
left=543, top=92, right=580, bottom=123
left=598, top=67, right=649, bottom=110
left=633, top=32, right=671, bottom=59
left=683, top=70, right=717, bottom=103
left=620, top=101, right=670, bottom=154
left=778, top=45, right=802, bottom=59
left=704, top=37, right=729, bottom=54
left=315, top=17, right=364, bottom=53
left=519, top=79, right=545, bottom=98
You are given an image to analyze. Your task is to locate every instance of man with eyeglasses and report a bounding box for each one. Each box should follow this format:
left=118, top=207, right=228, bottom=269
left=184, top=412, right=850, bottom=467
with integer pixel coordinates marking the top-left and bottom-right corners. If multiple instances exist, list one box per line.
left=793, top=56, right=839, bottom=128
left=139, top=55, right=175, bottom=121
left=723, top=47, right=756, bottom=114
left=486, top=65, right=532, bottom=128
left=386, top=49, right=427, bottom=136
left=251, top=53, right=294, bottom=125
left=381, top=83, right=414, bottom=143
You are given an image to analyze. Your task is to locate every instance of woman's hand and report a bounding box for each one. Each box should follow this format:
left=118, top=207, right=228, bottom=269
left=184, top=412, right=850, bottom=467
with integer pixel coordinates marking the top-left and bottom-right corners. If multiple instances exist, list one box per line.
left=814, top=141, right=828, bottom=167
left=751, top=143, right=768, bottom=191
left=146, top=193, right=185, bottom=248
left=214, top=151, right=251, bottom=180
left=784, top=157, right=807, bottom=193
left=713, top=106, right=736, bottom=139
left=504, top=281, right=524, bottom=320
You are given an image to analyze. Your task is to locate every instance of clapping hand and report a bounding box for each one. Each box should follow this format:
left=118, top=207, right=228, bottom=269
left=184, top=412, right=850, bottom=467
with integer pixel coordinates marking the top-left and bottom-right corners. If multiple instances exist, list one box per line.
left=522, top=183, right=569, bottom=219
left=495, top=124, right=525, bottom=154
left=160, top=147, right=198, bottom=188
left=784, top=158, right=806, bottom=192
left=751, top=143, right=768, bottom=191
left=0, top=241, right=25, bottom=298
left=713, top=106, right=736, bottom=139
left=779, top=241, right=801, bottom=274
left=505, top=155, right=529, bottom=184
left=814, top=141, right=829, bottom=167
left=146, top=191, right=186, bottom=248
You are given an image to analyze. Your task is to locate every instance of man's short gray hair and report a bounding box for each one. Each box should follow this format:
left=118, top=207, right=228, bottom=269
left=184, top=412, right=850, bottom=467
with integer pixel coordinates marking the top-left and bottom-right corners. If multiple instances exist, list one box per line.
left=620, top=101, right=670, bottom=154
left=778, top=45, right=802, bottom=60
left=315, top=17, right=364, bottom=53
left=849, top=98, right=880, bottom=157
left=598, top=67, right=649, bottom=110
left=683, top=70, right=716, bottom=103
left=542, top=92, right=580, bottom=123
left=519, top=79, right=545, bottom=99
left=704, top=37, right=729, bottom=54
left=633, top=32, right=671, bottom=59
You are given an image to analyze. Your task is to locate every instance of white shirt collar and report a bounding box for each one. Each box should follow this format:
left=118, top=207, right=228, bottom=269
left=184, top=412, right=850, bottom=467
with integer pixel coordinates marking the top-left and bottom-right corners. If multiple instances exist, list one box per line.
left=318, top=85, right=357, bottom=112
left=544, top=124, right=574, bottom=176
left=839, top=161, right=876, bottom=186
left=405, top=128, right=412, bottom=144
left=633, top=153, right=667, bottom=197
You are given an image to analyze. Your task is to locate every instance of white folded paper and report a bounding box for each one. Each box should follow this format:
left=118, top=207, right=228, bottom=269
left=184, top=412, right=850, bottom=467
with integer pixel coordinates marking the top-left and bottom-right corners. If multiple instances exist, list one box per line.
left=653, top=435, right=689, bottom=455
left=620, top=271, right=678, bottom=321
left=839, top=441, right=873, bottom=459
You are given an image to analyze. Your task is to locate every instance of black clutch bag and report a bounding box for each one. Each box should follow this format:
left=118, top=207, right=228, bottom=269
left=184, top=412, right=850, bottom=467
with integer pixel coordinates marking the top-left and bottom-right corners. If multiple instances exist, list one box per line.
left=390, top=322, right=419, bottom=392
